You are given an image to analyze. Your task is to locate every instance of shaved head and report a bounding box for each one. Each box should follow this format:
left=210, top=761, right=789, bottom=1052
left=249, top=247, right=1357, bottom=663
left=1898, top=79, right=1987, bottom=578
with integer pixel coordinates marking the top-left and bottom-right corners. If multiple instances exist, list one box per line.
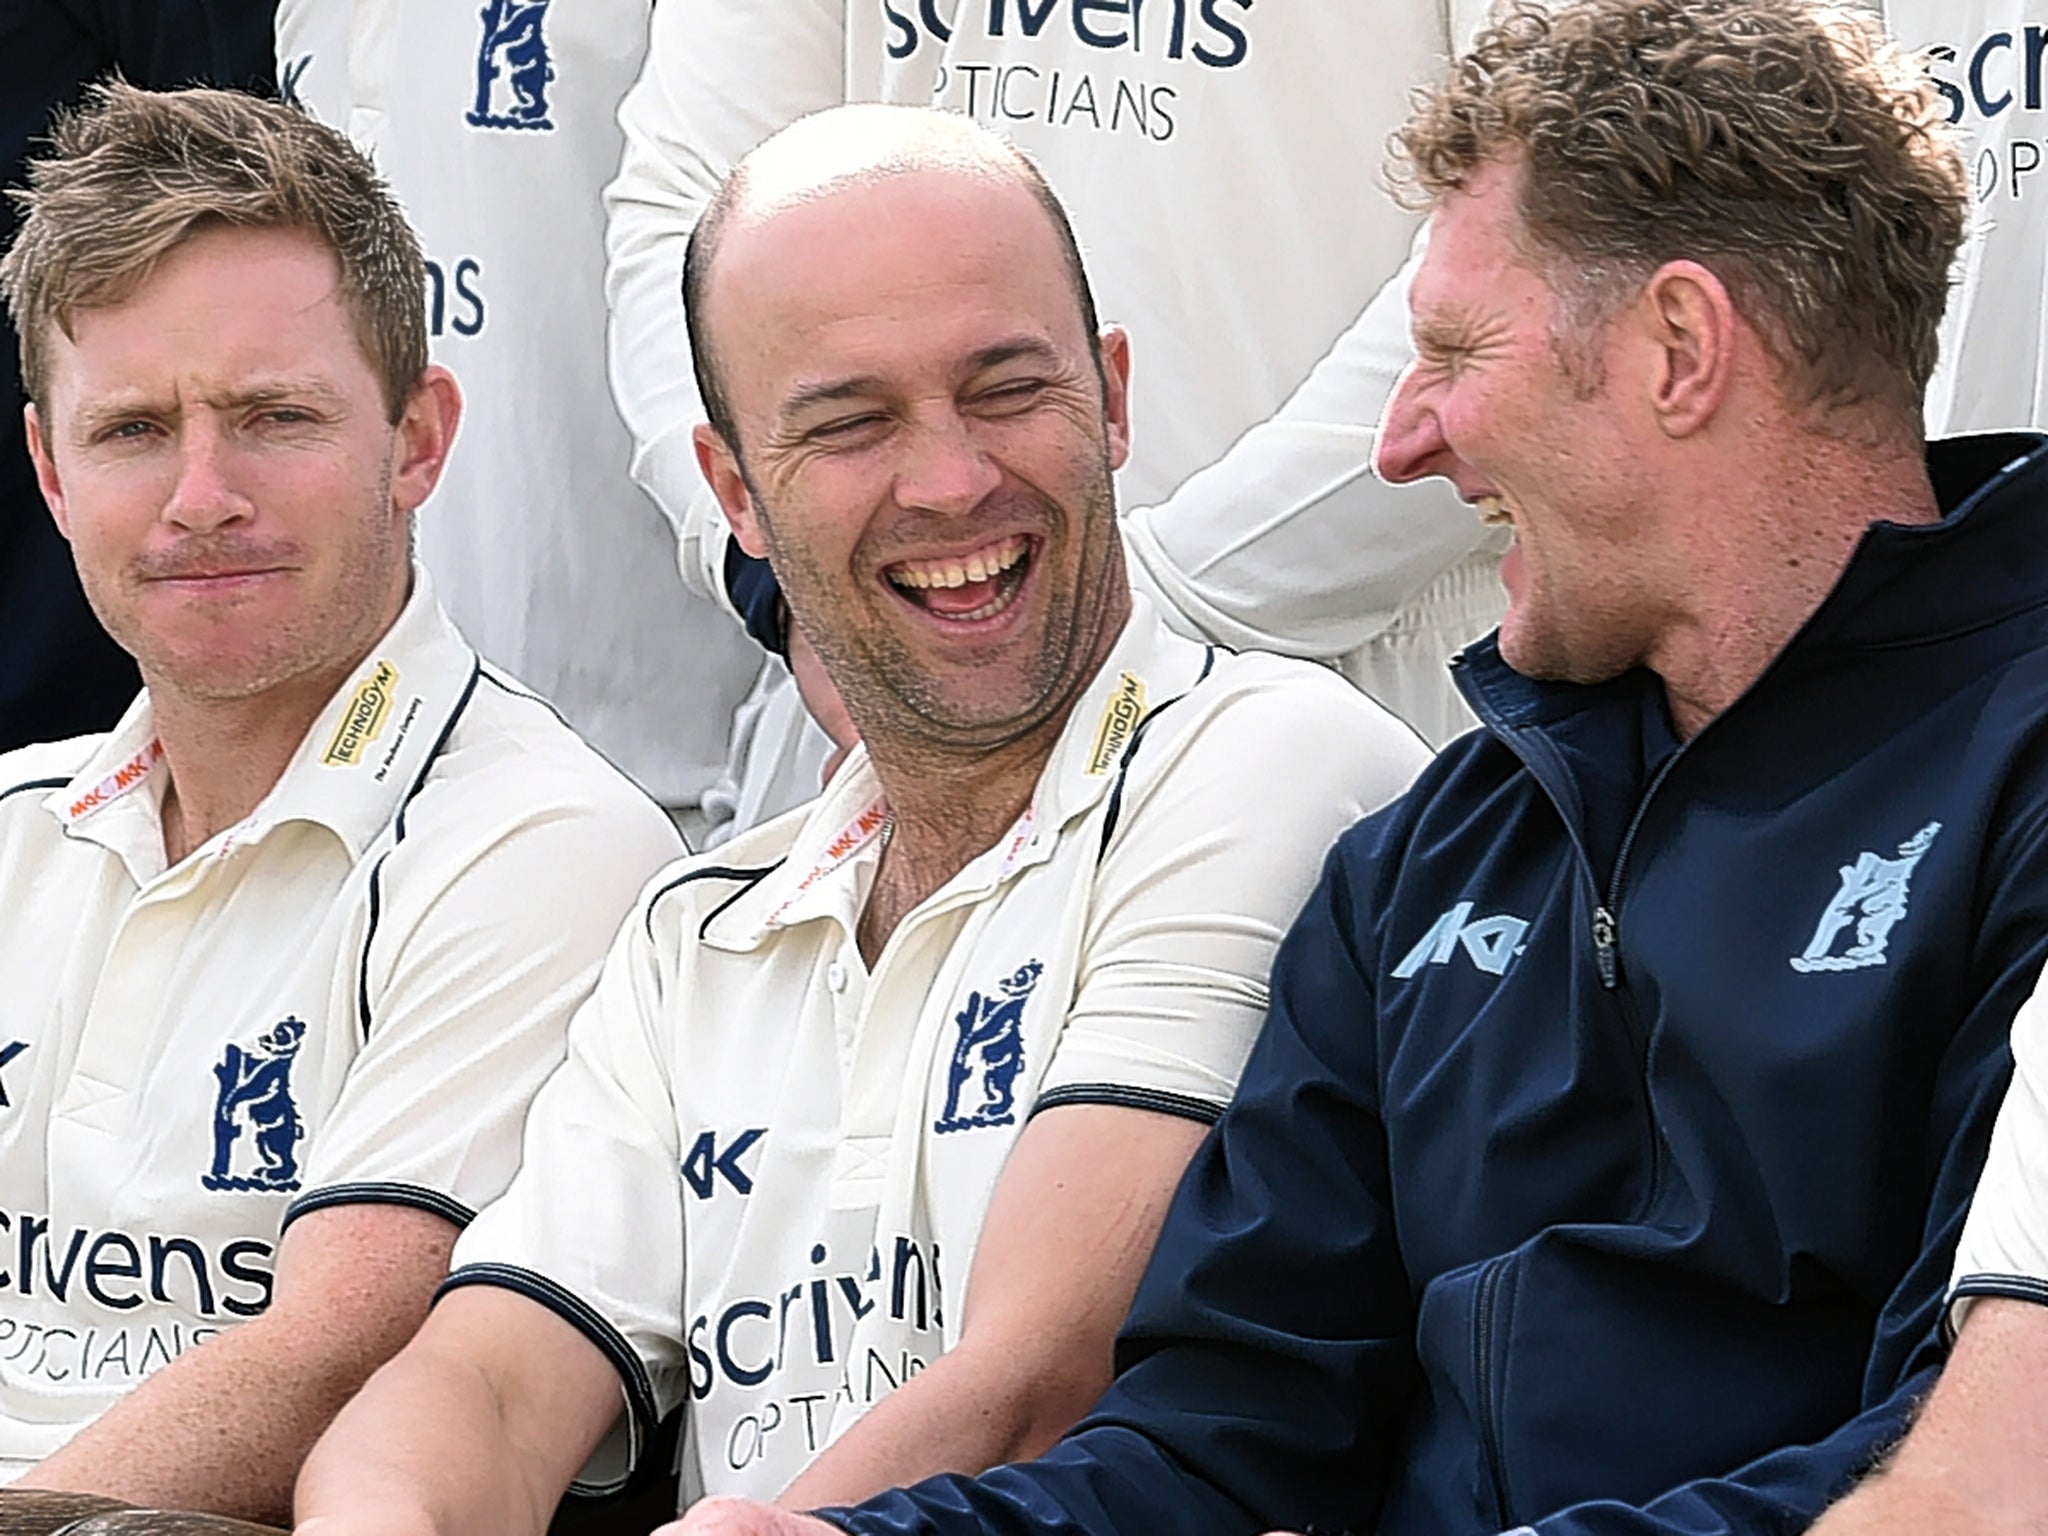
left=684, top=105, right=1101, bottom=453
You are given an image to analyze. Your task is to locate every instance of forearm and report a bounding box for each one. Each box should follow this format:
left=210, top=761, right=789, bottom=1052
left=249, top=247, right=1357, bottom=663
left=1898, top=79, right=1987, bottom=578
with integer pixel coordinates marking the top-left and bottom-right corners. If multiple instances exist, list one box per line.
left=777, top=1339, right=1100, bottom=1512
left=20, top=1311, right=402, bottom=1523
left=294, top=1339, right=560, bottom=1536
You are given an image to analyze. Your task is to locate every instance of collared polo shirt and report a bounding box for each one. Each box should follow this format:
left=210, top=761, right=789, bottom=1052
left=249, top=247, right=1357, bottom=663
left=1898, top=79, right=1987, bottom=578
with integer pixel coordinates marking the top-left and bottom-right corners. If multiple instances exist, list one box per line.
left=445, top=598, right=1429, bottom=1504
left=0, top=574, right=681, bottom=1474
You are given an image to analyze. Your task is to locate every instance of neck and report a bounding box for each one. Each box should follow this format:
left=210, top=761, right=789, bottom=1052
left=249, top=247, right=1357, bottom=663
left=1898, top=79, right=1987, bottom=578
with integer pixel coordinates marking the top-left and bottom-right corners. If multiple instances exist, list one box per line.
left=853, top=726, right=1055, bottom=964
left=150, top=669, right=347, bottom=867
left=1652, top=422, right=1939, bottom=738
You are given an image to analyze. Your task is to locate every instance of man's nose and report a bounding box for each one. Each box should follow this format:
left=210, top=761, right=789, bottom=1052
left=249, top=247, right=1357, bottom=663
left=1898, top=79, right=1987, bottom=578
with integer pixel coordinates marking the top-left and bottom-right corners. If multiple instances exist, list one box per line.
left=163, top=425, right=255, bottom=532
left=893, top=413, right=1003, bottom=517
left=1375, top=362, right=1450, bottom=487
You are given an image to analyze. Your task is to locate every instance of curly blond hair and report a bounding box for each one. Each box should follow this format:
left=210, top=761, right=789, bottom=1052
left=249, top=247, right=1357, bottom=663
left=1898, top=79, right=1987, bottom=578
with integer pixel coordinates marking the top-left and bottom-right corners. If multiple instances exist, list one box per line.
left=1395, top=0, right=1968, bottom=415
left=1, top=80, right=426, bottom=421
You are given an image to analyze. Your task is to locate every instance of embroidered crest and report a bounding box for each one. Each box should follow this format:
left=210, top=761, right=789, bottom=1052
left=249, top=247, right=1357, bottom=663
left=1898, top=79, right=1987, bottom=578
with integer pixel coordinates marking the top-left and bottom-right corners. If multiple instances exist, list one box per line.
left=1790, top=822, right=1942, bottom=974
left=203, top=1018, right=308, bottom=1192
left=935, top=961, right=1041, bottom=1133
left=468, top=0, right=556, bottom=131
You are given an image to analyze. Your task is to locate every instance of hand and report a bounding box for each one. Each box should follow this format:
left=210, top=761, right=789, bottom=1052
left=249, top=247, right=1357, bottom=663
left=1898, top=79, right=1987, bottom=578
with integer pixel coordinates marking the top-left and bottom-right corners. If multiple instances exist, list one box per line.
left=654, top=1497, right=842, bottom=1536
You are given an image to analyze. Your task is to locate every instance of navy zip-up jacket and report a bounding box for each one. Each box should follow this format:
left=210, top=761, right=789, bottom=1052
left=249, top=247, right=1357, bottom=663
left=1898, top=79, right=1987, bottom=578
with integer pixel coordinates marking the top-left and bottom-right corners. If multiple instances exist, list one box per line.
left=823, top=433, right=2048, bottom=1536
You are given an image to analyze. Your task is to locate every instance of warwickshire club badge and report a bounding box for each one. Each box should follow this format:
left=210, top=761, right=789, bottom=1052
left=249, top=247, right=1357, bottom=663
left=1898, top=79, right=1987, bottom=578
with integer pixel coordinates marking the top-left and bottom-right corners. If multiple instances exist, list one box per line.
left=468, top=0, right=556, bottom=132
left=203, top=1018, right=308, bottom=1192
left=935, top=960, right=1042, bottom=1133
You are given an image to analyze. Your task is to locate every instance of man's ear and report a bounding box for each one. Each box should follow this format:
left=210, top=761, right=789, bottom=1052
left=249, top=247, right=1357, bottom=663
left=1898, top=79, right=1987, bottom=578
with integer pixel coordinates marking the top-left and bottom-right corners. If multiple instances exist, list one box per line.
left=391, top=365, right=463, bottom=513
left=1097, top=325, right=1133, bottom=471
left=23, top=403, right=70, bottom=539
left=694, top=422, right=768, bottom=557
left=1640, top=261, right=1737, bottom=439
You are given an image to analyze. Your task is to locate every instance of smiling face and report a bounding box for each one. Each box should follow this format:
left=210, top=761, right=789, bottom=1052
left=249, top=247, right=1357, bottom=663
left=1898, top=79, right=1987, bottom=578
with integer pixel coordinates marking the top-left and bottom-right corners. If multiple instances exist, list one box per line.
left=695, top=166, right=1133, bottom=760
left=25, top=222, right=455, bottom=714
left=1377, top=160, right=1670, bottom=685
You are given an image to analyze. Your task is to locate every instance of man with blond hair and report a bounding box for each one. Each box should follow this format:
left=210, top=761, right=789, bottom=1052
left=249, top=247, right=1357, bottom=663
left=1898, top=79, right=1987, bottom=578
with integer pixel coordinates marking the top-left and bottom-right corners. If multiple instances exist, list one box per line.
left=0, top=82, right=679, bottom=1525
left=286, top=103, right=1427, bottom=1535
left=655, top=2, right=2048, bottom=1534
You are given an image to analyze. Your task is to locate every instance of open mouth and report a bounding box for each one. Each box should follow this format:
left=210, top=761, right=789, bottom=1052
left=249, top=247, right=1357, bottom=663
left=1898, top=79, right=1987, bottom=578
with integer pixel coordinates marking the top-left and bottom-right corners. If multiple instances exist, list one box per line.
left=1474, top=494, right=1515, bottom=528
left=883, top=534, right=1034, bottom=623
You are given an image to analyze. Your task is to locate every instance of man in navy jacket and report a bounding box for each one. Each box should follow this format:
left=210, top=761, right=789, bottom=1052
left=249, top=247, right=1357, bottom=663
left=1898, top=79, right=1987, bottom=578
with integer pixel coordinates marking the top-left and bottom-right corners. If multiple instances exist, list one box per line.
left=669, top=1, right=2048, bottom=1534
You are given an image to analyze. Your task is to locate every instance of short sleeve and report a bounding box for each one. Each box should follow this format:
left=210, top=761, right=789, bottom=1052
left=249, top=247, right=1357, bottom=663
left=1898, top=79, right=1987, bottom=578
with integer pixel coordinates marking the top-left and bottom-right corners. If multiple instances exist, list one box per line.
left=1037, top=665, right=1428, bottom=1120
left=1949, top=959, right=2048, bottom=1327
left=292, top=785, right=680, bottom=1226
left=442, top=903, right=691, bottom=1451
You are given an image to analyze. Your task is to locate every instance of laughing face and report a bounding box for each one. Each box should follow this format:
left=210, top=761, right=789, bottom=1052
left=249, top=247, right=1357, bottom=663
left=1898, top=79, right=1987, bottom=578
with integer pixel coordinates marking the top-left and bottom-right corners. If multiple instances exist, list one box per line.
left=695, top=166, right=1133, bottom=758
left=1376, top=159, right=1665, bottom=686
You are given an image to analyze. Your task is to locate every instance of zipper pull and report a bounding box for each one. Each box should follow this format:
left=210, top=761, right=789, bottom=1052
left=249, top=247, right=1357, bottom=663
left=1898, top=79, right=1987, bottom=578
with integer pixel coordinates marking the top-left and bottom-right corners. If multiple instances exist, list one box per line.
left=1592, top=905, right=1619, bottom=989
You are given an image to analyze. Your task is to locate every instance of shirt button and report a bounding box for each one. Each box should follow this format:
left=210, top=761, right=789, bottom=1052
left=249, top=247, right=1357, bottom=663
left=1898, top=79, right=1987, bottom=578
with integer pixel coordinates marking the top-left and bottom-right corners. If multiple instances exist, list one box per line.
left=827, top=960, right=848, bottom=992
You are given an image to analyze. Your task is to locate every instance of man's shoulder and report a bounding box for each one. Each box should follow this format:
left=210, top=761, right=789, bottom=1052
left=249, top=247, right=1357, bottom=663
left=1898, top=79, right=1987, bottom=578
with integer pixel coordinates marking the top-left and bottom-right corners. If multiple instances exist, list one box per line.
left=379, top=667, right=682, bottom=882
left=1137, top=646, right=1431, bottom=787
left=0, top=735, right=100, bottom=815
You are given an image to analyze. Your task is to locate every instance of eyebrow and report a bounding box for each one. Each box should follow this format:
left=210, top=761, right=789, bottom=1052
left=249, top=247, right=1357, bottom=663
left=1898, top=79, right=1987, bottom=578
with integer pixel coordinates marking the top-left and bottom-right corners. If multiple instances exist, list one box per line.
left=776, top=337, right=1065, bottom=420
left=69, top=378, right=348, bottom=439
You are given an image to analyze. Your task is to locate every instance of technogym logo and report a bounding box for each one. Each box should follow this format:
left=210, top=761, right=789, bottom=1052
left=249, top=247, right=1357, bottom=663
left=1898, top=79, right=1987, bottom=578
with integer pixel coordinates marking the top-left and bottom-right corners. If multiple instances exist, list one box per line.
left=323, top=661, right=399, bottom=768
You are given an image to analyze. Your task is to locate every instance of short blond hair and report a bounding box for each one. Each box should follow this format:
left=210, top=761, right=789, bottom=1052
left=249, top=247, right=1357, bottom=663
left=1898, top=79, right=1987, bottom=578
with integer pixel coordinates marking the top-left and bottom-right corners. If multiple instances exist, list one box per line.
left=1395, top=0, right=1968, bottom=415
left=1, top=80, right=427, bottom=421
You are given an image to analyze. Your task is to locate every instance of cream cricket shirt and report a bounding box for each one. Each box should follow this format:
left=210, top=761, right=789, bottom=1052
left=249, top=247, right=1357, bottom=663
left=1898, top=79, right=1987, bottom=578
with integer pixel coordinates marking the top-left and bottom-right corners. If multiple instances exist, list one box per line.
left=0, top=574, right=682, bottom=1475
left=1949, top=961, right=2048, bottom=1326
left=447, top=599, right=1429, bottom=1503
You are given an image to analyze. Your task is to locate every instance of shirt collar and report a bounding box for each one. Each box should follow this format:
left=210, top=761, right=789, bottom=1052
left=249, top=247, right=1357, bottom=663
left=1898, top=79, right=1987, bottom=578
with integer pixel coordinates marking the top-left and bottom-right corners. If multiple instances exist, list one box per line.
left=48, top=566, right=481, bottom=874
left=707, top=595, right=1214, bottom=950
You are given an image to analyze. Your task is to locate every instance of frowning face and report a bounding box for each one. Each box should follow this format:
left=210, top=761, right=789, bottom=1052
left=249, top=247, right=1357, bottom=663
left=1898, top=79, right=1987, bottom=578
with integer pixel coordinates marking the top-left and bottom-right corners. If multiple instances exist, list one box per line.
left=27, top=223, right=455, bottom=714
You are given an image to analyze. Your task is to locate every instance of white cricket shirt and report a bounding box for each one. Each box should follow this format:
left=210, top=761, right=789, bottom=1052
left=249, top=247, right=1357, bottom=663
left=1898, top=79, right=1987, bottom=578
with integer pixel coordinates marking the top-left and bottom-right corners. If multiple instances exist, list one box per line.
left=0, top=574, right=681, bottom=1475
left=275, top=0, right=767, bottom=820
left=446, top=599, right=1429, bottom=1503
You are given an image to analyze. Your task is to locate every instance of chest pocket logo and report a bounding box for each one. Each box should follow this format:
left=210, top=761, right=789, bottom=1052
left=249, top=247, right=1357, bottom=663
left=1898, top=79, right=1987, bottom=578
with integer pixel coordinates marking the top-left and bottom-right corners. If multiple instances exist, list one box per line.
left=468, top=0, right=556, bottom=131
left=1791, top=822, right=1942, bottom=974
left=203, top=1018, right=307, bottom=1193
left=936, top=960, right=1042, bottom=1133
left=1391, top=901, right=1530, bottom=980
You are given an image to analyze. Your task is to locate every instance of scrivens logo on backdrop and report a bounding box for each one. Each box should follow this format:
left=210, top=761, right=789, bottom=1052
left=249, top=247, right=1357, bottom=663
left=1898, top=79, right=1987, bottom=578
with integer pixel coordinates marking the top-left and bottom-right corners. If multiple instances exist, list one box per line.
left=0, top=1211, right=272, bottom=1386
left=1924, top=26, right=2048, bottom=203
left=687, top=1234, right=944, bottom=1476
left=884, top=0, right=1259, bottom=145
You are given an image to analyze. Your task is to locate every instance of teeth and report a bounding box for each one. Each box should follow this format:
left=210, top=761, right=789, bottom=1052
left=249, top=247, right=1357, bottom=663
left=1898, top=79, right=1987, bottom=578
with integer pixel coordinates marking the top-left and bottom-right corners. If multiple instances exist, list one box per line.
left=888, top=535, right=1028, bottom=591
left=1475, top=495, right=1514, bottom=527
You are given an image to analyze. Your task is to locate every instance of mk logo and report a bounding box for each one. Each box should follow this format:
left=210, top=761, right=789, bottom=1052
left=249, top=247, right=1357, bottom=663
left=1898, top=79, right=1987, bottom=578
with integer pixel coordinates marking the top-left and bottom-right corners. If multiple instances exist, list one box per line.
left=682, top=1128, right=767, bottom=1199
left=1391, top=902, right=1530, bottom=980
left=279, top=54, right=312, bottom=111
left=0, top=1041, right=26, bottom=1108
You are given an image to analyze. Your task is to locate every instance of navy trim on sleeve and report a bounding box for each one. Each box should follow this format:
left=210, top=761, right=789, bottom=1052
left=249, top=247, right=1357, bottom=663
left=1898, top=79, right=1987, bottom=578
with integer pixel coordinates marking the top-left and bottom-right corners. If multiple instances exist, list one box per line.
left=1945, top=1271, right=2048, bottom=1342
left=1030, top=1083, right=1224, bottom=1125
left=438, top=1261, right=662, bottom=1439
left=282, top=1181, right=477, bottom=1234
left=357, top=660, right=483, bottom=1040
